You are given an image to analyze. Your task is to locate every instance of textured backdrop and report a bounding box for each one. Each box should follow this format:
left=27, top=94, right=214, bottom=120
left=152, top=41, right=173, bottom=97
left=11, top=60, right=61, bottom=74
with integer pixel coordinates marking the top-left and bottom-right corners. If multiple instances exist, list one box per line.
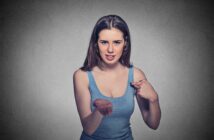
left=1, top=0, right=213, bottom=140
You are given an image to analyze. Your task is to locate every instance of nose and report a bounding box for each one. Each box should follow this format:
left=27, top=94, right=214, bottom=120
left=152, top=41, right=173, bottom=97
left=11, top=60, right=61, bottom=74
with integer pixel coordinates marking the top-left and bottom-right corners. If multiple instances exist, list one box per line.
left=107, top=43, right=114, bottom=53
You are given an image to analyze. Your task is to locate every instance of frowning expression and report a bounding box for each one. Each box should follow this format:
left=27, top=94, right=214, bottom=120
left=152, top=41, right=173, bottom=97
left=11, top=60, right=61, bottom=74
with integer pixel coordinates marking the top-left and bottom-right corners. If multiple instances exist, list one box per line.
left=97, top=28, right=125, bottom=66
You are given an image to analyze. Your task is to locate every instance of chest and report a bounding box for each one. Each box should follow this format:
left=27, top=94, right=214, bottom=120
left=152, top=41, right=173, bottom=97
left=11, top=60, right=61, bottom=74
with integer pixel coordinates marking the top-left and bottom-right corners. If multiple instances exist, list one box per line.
left=93, top=71, right=129, bottom=98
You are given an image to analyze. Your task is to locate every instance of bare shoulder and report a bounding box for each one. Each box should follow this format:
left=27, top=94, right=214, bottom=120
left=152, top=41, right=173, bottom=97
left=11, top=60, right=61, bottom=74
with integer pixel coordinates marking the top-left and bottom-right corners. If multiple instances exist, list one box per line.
left=73, top=69, right=89, bottom=88
left=133, top=66, right=147, bottom=82
left=73, top=69, right=88, bottom=80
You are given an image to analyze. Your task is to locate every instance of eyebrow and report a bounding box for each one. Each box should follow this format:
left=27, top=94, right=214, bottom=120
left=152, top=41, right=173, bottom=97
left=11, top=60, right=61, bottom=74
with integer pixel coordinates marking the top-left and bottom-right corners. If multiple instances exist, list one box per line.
left=99, top=40, right=123, bottom=42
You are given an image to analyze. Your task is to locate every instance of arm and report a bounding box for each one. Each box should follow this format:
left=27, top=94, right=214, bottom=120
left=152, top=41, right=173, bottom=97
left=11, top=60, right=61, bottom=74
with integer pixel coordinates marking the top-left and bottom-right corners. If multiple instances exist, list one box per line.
left=132, top=67, right=161, bottom=130
left=73, top=69, right=103, bottom=135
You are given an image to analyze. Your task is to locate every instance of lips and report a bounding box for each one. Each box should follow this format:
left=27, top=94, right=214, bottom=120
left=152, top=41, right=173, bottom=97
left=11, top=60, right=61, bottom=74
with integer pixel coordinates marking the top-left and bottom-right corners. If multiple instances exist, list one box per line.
left=105, top=55, right=115, bottom=61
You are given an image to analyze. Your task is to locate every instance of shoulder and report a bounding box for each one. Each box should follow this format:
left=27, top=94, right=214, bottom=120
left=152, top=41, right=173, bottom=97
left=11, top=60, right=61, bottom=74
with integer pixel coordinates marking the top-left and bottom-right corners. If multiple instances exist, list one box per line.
left=132, top=66, right=147, bottom=82
left=73, top=68, right=89, bottom=86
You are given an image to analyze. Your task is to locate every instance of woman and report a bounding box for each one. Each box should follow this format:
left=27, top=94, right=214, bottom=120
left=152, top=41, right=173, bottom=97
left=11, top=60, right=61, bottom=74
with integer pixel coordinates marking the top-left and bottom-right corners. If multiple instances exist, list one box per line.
left=73, top=15, right=161, bottom=140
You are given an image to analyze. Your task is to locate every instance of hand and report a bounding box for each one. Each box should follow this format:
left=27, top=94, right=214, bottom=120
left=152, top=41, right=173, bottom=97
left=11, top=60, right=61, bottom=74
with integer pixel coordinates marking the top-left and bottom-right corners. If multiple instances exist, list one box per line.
left=93, top=99, right=113, bottom=116
left=131, top=79, right=158, bottom=102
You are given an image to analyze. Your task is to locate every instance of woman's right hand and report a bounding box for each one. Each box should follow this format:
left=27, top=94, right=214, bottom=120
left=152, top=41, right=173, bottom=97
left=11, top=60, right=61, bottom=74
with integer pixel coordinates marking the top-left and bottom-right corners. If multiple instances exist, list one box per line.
left=93, top=99, right=113, bottom=116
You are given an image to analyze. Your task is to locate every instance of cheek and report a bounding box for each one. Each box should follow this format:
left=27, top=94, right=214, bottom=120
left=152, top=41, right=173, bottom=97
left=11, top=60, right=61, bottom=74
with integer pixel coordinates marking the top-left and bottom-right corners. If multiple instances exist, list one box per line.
left=98, top=48, right=106, bottom=55
left=116, top=46, right=125, bottom=54
left=98, top=45, right=105, bottom=53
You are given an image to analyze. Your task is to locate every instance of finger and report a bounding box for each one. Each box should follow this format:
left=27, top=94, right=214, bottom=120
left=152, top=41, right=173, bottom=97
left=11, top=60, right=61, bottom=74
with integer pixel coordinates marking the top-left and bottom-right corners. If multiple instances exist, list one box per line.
left=93, top=102, right=100, bottom=108
left=131, top=82, right=140, bottom=86
left=99, top=107, right=107, bottom=116
left=100, top=104, right=112, bottom=116
left=93, top=99, right=103, bottom=107
left=139, top=79, right=147, bottom=82
left=107, top=106, right=112, bottom=115
left=107, top=103, right=112, bottom=109
left=133, top=83, right=142, bottom=88
left=131, top=81, right=146, bottom=89
left=107, top=102, right=112, bottom=106
left=132, top=79, right=147, bottom=84
left=97, top=107, right=104, bottom=115
left=95, top=99, right=110, bottom=104
left=104, top=108, right=109, bottom=116
left=131, top=83, right=141, bottom=89
left=109, top=106, right=112, bottom=113
left=95, top=100, right=110, bottom=107
left=131, top=82, right=143, bottom=87
left=137, top=81, right=145, bottom=85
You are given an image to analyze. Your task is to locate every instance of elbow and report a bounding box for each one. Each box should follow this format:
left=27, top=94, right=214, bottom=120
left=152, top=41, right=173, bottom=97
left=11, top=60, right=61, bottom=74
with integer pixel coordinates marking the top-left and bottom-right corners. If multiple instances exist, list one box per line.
left=148, top=112, right=161, bottom=130
left=83, top=129, right=95, bottom=136
left=147, top=119, right=161, bottom=130
left=83, top=130, right=93, bottom=136
left=149, top=124, right=159, bottom=130
left=83, top=126, right=95, bottom=136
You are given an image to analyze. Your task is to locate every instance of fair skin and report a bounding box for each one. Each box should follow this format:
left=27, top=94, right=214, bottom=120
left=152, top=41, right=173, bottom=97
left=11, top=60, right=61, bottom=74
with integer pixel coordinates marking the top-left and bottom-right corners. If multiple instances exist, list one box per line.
left=73, top=27, right=161, bottom=135
left=97, top=28, right=126, bottom=69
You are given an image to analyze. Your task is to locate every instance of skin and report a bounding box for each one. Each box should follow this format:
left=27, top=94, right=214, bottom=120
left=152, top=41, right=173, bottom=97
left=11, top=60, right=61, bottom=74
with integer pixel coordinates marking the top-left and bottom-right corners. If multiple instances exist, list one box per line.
left=93, top=99, right=112, bottom=116
left=131, top=69, right=161, bottom=130
left=73, top=27, right=161, bottom=136
left=97, top=28, right=126, bottom=68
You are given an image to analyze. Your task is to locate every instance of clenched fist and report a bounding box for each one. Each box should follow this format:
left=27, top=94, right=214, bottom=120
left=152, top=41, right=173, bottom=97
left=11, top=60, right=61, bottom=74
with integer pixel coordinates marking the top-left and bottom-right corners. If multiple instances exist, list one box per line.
left=131, top=79, right=158, bottom=103
left=93, top=99, right=113, bottom=116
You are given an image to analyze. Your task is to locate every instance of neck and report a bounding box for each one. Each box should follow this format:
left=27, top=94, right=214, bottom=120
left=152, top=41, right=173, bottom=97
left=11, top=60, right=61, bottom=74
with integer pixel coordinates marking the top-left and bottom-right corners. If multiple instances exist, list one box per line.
left=98, top=62, right=124, bottom=72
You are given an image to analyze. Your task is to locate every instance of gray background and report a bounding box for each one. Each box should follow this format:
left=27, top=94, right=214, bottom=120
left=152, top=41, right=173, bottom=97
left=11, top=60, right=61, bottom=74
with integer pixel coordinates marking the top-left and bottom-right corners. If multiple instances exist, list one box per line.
left=1, top=0, right=213, bottom=140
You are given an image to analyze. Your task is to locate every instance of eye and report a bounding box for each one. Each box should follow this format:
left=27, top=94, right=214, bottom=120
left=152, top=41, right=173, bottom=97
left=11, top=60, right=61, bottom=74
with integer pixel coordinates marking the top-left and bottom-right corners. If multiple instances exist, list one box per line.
left=100, top=41, right=108, bottom=45
left=113, top=41, right=121, bottom=46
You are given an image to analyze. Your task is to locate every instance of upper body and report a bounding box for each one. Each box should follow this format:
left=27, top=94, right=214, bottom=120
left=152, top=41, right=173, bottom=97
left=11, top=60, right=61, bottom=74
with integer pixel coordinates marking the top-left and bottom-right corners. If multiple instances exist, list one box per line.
left=73, top=15, right=161, bottom=139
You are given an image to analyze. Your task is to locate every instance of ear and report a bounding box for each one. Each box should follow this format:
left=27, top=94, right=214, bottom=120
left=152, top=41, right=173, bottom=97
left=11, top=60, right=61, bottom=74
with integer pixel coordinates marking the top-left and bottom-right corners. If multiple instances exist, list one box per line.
left=123, top=43, right=128, bottom=52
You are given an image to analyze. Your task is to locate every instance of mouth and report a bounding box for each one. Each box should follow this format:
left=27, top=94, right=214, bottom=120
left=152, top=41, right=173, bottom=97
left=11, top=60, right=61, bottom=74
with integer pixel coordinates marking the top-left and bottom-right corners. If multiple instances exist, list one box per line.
left=105, top=55, right=115, bottom=61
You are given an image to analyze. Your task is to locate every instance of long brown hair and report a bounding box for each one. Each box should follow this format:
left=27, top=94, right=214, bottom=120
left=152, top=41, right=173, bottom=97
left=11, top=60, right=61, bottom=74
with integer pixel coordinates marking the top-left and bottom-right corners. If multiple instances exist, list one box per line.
left=81, top=15, right=132, bottom=71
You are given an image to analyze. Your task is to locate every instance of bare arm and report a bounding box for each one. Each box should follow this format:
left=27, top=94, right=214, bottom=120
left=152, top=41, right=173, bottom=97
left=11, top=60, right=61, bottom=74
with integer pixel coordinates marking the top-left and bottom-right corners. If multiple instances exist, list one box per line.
left=132, top=67, right=161, bottom=130
left=73, top=69, right=103, bottom=135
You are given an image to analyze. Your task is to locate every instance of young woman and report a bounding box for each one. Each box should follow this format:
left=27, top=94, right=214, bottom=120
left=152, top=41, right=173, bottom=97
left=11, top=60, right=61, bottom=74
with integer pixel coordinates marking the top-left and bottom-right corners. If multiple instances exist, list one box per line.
left=73, top=15, right=161, bottom=140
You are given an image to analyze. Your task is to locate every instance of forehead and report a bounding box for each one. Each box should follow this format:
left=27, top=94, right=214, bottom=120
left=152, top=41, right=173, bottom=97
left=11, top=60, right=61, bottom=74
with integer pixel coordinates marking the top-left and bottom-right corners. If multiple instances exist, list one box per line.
left=98, top=28, right=124, bottom=40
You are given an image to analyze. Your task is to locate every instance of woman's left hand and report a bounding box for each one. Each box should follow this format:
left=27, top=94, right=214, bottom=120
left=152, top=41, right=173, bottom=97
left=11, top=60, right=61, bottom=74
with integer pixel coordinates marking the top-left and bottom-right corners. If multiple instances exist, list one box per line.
left=131, top=79, right=158, bottom=102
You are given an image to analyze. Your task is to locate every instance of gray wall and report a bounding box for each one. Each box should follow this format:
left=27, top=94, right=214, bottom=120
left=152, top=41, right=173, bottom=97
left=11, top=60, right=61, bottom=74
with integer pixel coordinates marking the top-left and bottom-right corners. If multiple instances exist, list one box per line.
left=1, top=0, right=213, bottom=140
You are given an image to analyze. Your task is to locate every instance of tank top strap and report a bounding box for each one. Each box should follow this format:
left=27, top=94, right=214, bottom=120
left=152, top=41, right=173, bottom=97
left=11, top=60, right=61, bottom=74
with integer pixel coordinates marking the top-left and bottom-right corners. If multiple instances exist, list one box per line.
left=128, top=65, right=134, bottom=83
left=87, top=70, right=94, bottom=85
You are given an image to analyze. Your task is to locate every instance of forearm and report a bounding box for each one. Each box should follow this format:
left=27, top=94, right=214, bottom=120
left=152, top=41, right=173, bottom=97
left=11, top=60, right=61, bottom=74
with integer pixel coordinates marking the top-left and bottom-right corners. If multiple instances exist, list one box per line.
left=82, top=108, right=104, bottom=135
left=147, top=95, right=161, bottom=130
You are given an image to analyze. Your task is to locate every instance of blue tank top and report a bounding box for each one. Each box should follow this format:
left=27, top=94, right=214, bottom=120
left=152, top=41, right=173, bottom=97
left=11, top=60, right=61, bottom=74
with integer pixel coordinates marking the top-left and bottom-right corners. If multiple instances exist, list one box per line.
left=80, top=66, right=135, bottom=140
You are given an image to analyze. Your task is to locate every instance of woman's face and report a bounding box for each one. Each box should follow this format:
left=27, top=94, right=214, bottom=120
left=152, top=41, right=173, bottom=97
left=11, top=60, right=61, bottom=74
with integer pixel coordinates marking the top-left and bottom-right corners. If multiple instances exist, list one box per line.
left=97, top=28, right=125, bottom=66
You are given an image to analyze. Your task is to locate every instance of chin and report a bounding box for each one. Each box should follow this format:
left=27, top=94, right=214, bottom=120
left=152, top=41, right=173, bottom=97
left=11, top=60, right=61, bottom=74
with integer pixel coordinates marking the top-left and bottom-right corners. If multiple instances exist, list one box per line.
left=103, top=59, right=120, bottom=66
